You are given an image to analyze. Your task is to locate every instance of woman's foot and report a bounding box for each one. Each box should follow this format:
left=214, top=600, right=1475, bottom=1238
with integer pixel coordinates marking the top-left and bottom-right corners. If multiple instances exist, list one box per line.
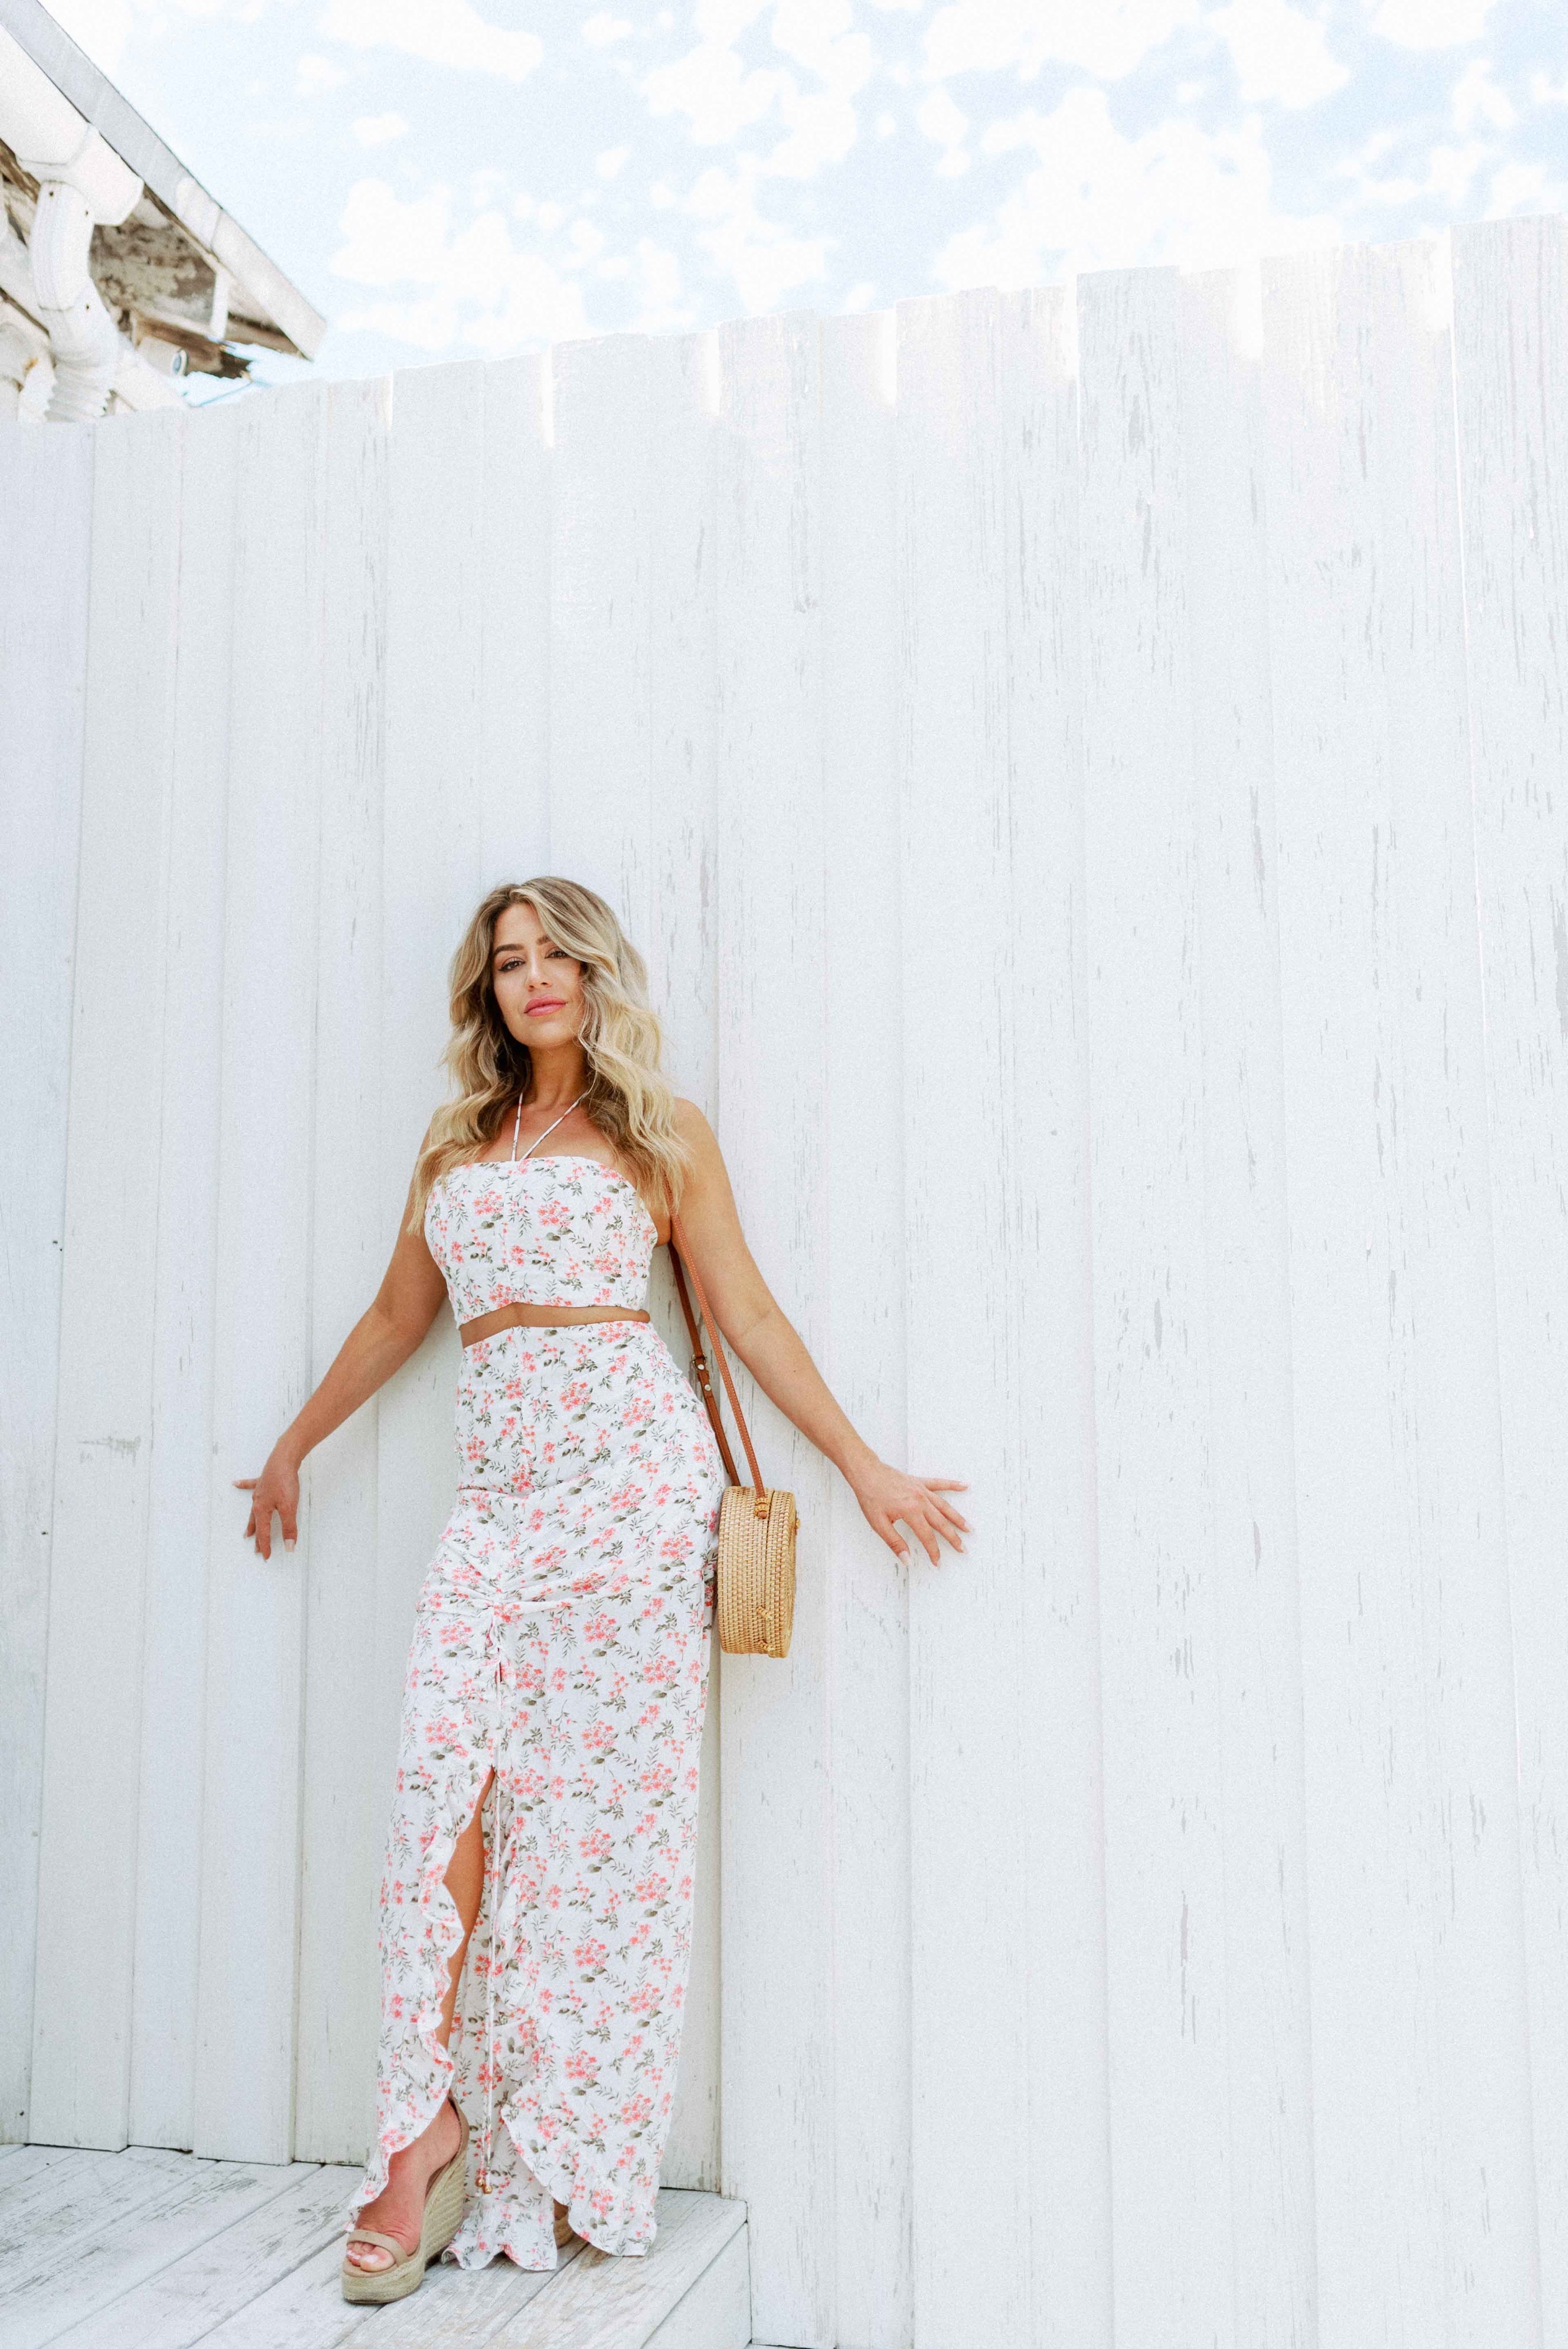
left=345, top=2097, right=464, bottom=2273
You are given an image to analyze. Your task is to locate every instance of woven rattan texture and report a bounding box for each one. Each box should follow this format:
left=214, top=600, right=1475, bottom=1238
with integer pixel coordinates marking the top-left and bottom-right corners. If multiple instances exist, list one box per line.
left=715, top=1485, right=798, bottom=1657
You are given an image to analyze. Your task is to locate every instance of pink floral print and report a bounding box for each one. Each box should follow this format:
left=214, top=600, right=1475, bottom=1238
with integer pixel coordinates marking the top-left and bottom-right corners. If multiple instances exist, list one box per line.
left=345, top=1157, right=725, bottom=2270
left=423, top=1155, right=661, bottom=1324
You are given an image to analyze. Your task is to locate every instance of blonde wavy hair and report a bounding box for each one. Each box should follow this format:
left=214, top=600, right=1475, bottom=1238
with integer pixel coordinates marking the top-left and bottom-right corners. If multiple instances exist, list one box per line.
left=406, top=877, right=693, bottom=1234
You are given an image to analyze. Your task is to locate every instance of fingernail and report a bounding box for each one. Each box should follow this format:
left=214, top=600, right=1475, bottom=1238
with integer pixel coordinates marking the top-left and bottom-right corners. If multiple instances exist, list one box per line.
left=284, top=1539, right=296, bottom=1552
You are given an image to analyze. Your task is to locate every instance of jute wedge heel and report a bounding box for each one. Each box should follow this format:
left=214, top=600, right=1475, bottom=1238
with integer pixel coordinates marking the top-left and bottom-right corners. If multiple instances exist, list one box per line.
left=342, top=2097, right=470, bottom=2305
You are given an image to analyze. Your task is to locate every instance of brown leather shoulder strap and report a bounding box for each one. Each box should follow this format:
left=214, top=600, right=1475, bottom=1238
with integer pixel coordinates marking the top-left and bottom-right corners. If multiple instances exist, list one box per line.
left=668, top=1244, right=740, bottom=1485
left=668, top=1212, right=768, bottom=1499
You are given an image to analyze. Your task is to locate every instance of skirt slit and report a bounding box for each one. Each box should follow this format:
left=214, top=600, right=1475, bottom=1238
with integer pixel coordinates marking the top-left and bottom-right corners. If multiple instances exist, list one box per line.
left=346, top=1321, right=723, bottom=2273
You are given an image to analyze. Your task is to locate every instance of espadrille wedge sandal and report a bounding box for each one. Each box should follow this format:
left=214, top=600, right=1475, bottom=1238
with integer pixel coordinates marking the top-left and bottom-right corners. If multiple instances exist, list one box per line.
left=342, top=2097, right=470, bottom=2305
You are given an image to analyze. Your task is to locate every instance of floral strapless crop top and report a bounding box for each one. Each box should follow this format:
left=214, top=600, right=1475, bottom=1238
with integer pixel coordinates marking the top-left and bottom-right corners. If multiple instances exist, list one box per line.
left=423, top=1154, right=660, bottom=1323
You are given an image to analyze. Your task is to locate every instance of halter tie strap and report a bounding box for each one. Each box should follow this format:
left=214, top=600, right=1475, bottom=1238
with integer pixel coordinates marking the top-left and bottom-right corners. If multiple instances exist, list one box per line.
left=511, top=1087, right=587, bottom=1161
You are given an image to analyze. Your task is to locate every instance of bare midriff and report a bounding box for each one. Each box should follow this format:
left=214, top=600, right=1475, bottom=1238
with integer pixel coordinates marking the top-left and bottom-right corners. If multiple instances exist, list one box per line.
left=459, top=1300, right=653, bottom=1348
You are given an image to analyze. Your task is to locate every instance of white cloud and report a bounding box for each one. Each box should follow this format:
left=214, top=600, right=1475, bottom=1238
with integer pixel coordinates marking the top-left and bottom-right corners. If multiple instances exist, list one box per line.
left=684, top=160, right=829, bottom=308
left=595, top=144, right=633, bottom=178
left=693, top=0, right=769, bottom=40
left=766, top=83, right=863, bottom=176
left=923, top=0, right=1200, bottom=85
left=1370, top=0, right=1495, bottom=49
left=1450, top=56, right=1514, bottom=134
left=916, top=86, right=970, bottom=175
left=1488, top=158, right=1562, bottom=212
left=933, top=84, right=1337, bottom=288
left=644, top=1, right=871, bottom=182
left=351, top=111, right=408, bottom=146
left=329, top=176, right=698, bottom=351
left=770, top=0, right=863, bottom=80
left=320, top=0, right=543, bottom=81
left=626, top=236, right=689, bottom=330
left=644, top=40, right=793, bottom=142
left=333, top=178, right=454, bottom=286
left=1211, top=0, right=1348, bottom=108
left=297, top=49, right=346, bottom=94
left=583, top=11, right=633, bottom=43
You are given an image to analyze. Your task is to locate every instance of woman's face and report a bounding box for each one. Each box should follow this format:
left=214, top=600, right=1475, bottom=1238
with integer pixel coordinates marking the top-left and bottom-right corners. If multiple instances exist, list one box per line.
left=490, top=900, right=587, bottom=1053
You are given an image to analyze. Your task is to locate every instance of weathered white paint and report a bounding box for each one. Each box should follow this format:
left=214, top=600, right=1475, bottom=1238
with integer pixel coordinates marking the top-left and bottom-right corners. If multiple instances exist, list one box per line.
left=713, top=308, right=836, bottom=2349
left=3, top=219, right=1565, bottom=2348
left=28, top=407, right=185, bottom=2151
left=1179, top=262, right=1315, bottom=2347
left=128, top=391, right=240, bottom=2153
left=1451, top=213, right=1567, bottom=2345
left=293, top=374, right=391, bottom=2168
left=898, top=284, right=1045, bottom=2349
left=819, top=309, right=911, bottom=2349
left=0, top=416, right=93, bottom=2143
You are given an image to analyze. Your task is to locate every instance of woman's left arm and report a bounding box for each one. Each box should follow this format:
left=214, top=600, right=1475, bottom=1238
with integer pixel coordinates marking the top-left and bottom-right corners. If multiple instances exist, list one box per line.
left=668, top=1101, right=969, bottom=1567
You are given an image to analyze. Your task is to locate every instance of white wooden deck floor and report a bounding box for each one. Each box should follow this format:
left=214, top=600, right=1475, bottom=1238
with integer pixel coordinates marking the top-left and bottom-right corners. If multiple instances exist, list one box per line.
left=0, top=2144, right=751, bottom=2349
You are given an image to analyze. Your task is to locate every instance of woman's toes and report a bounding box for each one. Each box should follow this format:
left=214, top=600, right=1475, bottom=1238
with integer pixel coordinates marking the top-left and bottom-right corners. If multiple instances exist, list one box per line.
left=347, top=2239, right=392, bottom=2269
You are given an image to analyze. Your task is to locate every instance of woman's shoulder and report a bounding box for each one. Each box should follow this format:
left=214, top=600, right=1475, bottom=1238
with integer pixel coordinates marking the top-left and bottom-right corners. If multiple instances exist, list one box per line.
left=671, top=1097, right=721, bottom=1158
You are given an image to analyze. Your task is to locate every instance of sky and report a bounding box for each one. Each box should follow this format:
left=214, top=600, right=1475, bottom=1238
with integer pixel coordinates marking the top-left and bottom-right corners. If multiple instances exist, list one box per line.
left=43, top=0, right=1568, bottom=390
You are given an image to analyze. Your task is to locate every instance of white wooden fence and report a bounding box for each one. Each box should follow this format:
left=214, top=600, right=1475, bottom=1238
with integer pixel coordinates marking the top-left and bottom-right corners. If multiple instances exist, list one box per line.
left=3, top=213, right=1567, bottom=2349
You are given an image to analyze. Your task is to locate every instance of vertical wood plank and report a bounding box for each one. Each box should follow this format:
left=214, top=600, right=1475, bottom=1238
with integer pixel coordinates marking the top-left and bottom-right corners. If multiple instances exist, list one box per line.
left=193, top=383, right=326, bottom=2161
left=1077, top=263, right=1233, bottom=2346
left=1366, top=235, right=1537, bottom=2344
left=646, top=331, right=720, bottom=1112
left=1263, top=241, right=1427, bottom=2345
left=1178, top=266, right=1318, bottom=2345
left=895, top=287, right=1033, bottom=2348
left=1452, top=210, right=1568, bottom=2344
left=643, top=329, right=721, bottom=2194
left=0, top=422, right=93, bottom=2141
left=375, top=361, right=488, bottom=1856
left=480, top=353, right=551, bottom=884
left=1263, top=235, right=1538, bottom=2342
left=29, top=408, right=185, bottom=2151
left=1002, top=286, right=1114, bottom=2349
left=549, top=332, right=654, bottom=924
left=715, top=309, right=834, bottom=2348
left=817, top=309, right=911, bottom=2344
left=293, top=377, right=391, bottom=2166
left=127, top=399, right=243, bottom=2152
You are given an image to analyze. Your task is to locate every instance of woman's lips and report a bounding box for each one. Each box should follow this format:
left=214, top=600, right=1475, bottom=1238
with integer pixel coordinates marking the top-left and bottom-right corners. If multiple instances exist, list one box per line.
left=525, top=999, right=565, bottom=1016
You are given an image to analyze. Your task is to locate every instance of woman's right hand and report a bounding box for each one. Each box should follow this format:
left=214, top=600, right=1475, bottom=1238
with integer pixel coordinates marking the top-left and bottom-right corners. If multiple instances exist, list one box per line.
left=233, top=1447, right=301, bottom=1560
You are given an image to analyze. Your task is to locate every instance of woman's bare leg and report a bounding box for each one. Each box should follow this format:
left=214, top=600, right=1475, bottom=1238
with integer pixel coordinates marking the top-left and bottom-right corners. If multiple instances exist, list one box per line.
left=345, top=1769, right=576, bottom=2271
left=344, top=1771, right=492, bottom=2272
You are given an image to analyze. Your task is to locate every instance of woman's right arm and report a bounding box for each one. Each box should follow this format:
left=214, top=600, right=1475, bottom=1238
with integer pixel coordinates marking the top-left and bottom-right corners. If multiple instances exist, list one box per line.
left=235, top=1147, right=449, bottom=1560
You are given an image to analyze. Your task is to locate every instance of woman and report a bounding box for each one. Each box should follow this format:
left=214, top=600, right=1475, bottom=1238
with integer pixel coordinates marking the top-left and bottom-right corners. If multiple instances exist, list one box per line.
left=236, top=877, right=968, bottom=2305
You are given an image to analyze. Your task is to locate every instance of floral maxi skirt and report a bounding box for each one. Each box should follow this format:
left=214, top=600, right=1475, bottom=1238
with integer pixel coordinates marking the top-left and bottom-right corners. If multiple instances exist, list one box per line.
left=345, top=1321, right=725, bottom=2271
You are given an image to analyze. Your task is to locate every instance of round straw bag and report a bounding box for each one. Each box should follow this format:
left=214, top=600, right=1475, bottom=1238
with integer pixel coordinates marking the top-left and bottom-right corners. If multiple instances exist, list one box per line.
left=669, top=1213, right=797, bottom=1659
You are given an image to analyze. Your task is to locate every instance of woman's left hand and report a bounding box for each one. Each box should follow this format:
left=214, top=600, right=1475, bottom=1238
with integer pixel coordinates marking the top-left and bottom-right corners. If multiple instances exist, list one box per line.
left=849, top=1459, right=970, bottom=1564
